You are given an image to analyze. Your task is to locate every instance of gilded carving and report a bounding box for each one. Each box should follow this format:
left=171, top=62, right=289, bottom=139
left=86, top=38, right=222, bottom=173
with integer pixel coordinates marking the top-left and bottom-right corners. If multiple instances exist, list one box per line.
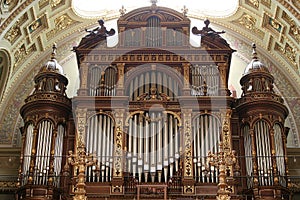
left=4, top=20, right=21, bottom=44
left=234, top=13, right=264, bottom=39
left=290, top=24, right=300, bottom=43
left=51, top=0, right=63, bottom=8
left=275, top=42, right=298, bottom=69
left=2, top=0, right=18, bottom=11
left=268, top=17, right=282, bottom=33
left=46, top=14, right=75, bottom=40
left=38, top=0, right=49, bottom=9
left=28, top=15, right=47, bottom=35
left=237, top=13, right=256, bottom=30
left=112, top=109, right=124, bottom=178
left=182, top=110, right=193, bottom=178
left=113, top=125, right=123, bottom=177
left=75, top=108, right=87, bottom=144
left=261, top=0, right=271, bottom=7
left=14, top=44, right=36, bottom=67
left=221, top=109, right=232, bottom=151
left=0, top=181, right=18, bottom=190
left=246, top=0, right=259, bottom=8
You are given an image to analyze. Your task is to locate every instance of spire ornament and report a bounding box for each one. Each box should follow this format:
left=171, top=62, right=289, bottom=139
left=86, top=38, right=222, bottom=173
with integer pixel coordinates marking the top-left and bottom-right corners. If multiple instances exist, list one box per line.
left=251, top=43, right=258, bottom=59
left=150, top=0, right=157, bottom=6
left=51, top=43, right=57, bottom=59
left=182, top=5, right=188, bottom=17
left=119, top=5, right=126, bottom=16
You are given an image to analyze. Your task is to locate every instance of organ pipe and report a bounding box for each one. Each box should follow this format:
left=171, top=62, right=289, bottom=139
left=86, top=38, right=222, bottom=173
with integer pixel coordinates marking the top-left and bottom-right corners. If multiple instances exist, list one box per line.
left=128, top=70, right=180, bottom=101
left=255, top=120, right=272, bottom=186
left=126, top=112, right=180, bottom=183
left=274, top=124, right=286, bottom=186
left=243, top=124, right=253, bottom=188
left=35, top=120, right=53, bottom=185
left=53, top=125, right=64, bottom=186
left=191, top=65, right=219, bottom=96
left=89, top=66, right=116, bottom=96
left=86, top=114, right=114, bottom=182
left=22, top=124, right=34, bottom=185
left=192, top=114, right=220, bottom=183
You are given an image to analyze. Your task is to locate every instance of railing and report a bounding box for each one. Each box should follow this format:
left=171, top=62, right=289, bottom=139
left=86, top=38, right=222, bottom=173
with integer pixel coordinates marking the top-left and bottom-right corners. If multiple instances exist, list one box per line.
left=1, top=153, right=300, bottom=190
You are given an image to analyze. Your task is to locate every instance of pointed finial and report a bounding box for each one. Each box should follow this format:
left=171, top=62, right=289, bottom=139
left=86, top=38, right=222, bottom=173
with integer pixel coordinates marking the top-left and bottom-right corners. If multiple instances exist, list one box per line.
left=182, top=5, right=188, bottom=17
left=252, top=43, right=258, bottom=59
left=119, top=5, right=126, bottom=16
left=150, top=0, right=157, bottom=6
left=51, top=43, right=57, bottom=59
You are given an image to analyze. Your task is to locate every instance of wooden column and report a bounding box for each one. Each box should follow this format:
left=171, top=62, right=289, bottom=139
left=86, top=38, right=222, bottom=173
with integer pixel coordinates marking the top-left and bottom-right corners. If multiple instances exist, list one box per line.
left=218, top=63, right=229, bottom=96
left=116, top=63, right=125, bottom=96
left=182, top=63, right=191, bottom=96
left=78, top=62, right=89, bottom=96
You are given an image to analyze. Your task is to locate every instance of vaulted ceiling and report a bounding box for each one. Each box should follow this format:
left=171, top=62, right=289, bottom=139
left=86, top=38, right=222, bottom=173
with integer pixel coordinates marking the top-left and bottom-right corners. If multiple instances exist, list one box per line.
left=0, top=0, right=299, bottom=147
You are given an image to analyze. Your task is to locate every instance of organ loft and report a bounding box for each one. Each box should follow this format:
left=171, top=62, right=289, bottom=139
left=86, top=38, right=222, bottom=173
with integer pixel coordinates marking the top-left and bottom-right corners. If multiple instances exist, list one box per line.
left=16, top=2, right=292, bottom=200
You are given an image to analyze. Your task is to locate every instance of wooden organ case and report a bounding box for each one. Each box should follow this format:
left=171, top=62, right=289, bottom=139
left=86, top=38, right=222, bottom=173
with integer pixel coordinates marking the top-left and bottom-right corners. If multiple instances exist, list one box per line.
left=70, top=3, right=290, bottom=200
left=73, top=4, right=237, bottom=199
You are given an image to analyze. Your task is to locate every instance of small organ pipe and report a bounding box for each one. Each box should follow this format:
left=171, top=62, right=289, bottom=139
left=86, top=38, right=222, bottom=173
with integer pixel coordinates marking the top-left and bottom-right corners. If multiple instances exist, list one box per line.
left=157, top=113, right=162, bottom=165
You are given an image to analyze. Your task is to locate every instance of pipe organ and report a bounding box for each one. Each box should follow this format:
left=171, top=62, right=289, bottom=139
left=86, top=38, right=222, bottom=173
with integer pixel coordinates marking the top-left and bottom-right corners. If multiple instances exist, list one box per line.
left=17, top=3, right=292, bottom=200
left=18, top=44, right=73, bottom=200
left=237, top=44, right=290, bottom=199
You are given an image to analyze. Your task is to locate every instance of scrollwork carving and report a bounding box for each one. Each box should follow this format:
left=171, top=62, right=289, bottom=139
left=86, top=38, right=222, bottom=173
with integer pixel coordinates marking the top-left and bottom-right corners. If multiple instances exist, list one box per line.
left=46, top=14, right=76, bottom=40
left=75, top=108, right=87, bottom=143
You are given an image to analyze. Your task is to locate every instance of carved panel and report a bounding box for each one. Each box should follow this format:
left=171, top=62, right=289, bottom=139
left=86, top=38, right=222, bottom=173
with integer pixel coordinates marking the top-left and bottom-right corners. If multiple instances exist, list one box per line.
left=261, top=0, right=271, bottom=8
left=38, top=0, right=49, bottom=10
left=1, top=0, right=19, bottom=12
left=245, top=0, right=259, bottom=9
left=75, top=108, right=87, bottom=144
left=4, top=13, right=28, bottom=44
left=46, top=14, right=77, bottom=40
left=274, top=42, right=298, bottom=70
left=14, top=43, right=36, bottom=68
left=233, top=13, right=264, bottom=39
left=182, top=109, right=193, bottom=178
left=51, top=0, right=65, bottom=9
left=282, top=11, right=300, bottom=44
left=263, top=14, right=282, bottom=34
